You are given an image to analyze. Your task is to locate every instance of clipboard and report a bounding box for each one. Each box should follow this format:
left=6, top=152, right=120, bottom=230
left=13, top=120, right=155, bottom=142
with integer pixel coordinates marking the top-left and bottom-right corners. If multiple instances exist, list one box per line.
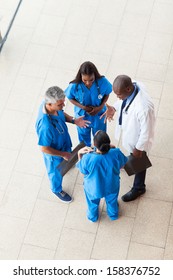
left=57, top=142, right=85, bottom=176
left=124, top=152, right=152, bottom=176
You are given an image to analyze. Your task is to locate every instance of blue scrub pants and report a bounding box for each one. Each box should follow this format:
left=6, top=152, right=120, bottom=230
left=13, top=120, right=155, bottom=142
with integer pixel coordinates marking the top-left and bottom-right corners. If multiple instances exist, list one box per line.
left=77, top=115, right=106, bottom=146
left=84, top=190, right=119, bottom=222
left=43, top=153, right=63, bottom=194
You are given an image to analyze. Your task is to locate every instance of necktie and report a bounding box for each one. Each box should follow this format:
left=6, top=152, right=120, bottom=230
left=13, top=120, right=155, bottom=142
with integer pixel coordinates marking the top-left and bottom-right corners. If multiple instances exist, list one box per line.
left=119, top=99, right=127, bottom=125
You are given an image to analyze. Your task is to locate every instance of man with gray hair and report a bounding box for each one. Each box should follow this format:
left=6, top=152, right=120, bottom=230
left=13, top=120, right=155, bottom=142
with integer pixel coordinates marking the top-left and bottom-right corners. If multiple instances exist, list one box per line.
left=35, top=86, right=90, bottom=203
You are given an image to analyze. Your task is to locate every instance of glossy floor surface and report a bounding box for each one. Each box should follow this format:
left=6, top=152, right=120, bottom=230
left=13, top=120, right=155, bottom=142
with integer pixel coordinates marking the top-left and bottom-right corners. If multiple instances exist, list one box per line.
left=0, top=0, right=173, bottom=260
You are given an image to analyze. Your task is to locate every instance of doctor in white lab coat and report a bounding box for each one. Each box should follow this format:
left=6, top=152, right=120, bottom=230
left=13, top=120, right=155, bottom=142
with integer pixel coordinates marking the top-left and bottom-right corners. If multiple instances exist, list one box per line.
left=101, top=75, right=155, bottom=202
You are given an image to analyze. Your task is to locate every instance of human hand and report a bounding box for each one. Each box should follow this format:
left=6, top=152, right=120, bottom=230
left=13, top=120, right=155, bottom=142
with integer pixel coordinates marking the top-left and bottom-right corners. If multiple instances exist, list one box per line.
left=62, top=152, right=72, bottom=161
left=88, top=106, right=101, bottom=116
left=132, top=148, right=143, bottom=158
left=75, top=116, right=91, bottom=128
left=78, top=146, right=93, bottom=160
left=84, top=106, right=94, bottom=113
left=100, top=103, right=116, bottom=123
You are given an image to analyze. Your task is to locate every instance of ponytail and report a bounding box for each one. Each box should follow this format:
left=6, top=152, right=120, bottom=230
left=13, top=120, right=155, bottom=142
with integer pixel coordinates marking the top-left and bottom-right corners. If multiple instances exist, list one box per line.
left=99, top=143, right=110, bottom=154
left=94, top=130, right=111, bottom=154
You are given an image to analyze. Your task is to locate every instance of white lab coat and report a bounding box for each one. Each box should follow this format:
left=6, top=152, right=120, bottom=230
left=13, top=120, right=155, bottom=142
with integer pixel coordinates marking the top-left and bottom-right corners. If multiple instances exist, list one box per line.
left=113, top=82, right=155, bottom=153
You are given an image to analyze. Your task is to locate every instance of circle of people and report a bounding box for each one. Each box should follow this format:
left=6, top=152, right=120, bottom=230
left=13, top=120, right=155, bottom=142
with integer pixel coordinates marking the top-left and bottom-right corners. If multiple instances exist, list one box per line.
left=35, top=61, right=155, bottom=223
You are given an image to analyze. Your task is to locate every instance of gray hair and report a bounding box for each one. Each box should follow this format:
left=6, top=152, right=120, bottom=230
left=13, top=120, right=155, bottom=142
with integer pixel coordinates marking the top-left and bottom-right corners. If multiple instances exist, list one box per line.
left=45, top=86, right=65, bottom=104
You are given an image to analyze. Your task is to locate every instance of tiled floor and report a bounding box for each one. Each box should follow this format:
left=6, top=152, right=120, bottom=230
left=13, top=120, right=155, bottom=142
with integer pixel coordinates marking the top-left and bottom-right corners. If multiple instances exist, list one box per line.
left=0, top=0, right=173, bottom=260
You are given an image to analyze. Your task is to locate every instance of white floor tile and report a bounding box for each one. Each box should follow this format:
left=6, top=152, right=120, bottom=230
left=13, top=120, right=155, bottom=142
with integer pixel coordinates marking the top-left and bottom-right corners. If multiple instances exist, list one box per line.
left=92, top=214, right=134, bottom=259
left=125, top=0, right=155, bottom=15
left=149, top=2, right=173, bottom=33
left=42, top=0, right=72, bottom=17
left=24, top=199, right=69, bottom=250
left=63, top=5, right=96, bottom=35
left=0, top=171, right=42, bottom=219
left=0, top=0, right=173, bottom=261
left=152, top=118, right=173, bottom=159
left=136, top=61, right=167, bottom=82
left=31, top=15, right=66, bottom=47
left=0, top=110, right=31, bottom=150
left=23, top=44, right=55, bottom=67
left=132, top=198, right=172, bottom=247
left=0, top=148, right=19, bottom=191
left=141, top=32, right=173, bottom=65
left=85, top=23, right=118, bottom=56
left=18, top=244, right=55, bottom=260
left=0, top=215, right=28, bottom=259
left=64, top=202, right=99, bottom=233
left=127, top=242, right=164, bottom=260
left=118, top=12, right=149, bottom=45
left=95, top=0, right=126, bottom=26
left=55, top=228, right=95, bottom=259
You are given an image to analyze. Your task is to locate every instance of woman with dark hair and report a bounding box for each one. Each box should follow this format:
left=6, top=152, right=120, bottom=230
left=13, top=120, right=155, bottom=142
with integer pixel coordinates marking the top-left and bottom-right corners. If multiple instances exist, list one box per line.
left=65, top=61, right=112, bottom=146
left=76, top=131, right=127, bottom=222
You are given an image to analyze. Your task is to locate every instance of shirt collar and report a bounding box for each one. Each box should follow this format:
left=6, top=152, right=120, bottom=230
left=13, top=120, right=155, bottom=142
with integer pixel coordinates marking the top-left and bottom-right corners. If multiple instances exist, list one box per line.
left=126, top=83, right=138, bottom=104
left=42, top=102, right=47, bottom=114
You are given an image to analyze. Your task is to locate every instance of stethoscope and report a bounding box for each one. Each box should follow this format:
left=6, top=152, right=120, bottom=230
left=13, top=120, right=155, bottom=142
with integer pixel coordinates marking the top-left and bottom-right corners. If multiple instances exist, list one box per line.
left=124, top=83, right=139, bottom=114
left=76, top=79, right=103, bottom=103
left=45, top=105, right=65, bottom=134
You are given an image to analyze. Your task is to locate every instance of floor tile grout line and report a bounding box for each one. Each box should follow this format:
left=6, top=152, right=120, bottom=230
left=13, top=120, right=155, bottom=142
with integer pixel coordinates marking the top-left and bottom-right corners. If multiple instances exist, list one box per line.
left=134, top=0, right=157, bottom=79
left=16, top=173, right=47, bottom=260
left=52, top=169, right=89, bottom=259
left=162, top=202, right=173, bottom=259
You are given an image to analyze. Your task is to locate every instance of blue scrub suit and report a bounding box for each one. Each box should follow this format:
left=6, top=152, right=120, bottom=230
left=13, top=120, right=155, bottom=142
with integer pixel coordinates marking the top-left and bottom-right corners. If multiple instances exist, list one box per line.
left=65, top=77, right=112, bottom=146
left=76, top=148, right=128, bottom=222
left=35, top=102, right=72, bottom=194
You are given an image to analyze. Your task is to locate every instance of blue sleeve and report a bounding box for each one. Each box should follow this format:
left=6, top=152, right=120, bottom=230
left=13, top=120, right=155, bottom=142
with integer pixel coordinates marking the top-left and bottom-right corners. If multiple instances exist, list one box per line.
left=76, top=154, right=89, bottom=175
left=37, top=121, right=53, bottom=147
left=116, top=148, right=128, bottom=167
left=99, top=77, right=112, bottom=95
left=65, top=83, right=76, bottom=99
left=58, top=110, right=66, bottom=122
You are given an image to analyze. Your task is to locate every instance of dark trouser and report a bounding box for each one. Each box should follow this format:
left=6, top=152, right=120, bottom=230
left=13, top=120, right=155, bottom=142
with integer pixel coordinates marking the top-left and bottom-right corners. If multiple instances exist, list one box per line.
left=132, top=169, right=146, bottom=191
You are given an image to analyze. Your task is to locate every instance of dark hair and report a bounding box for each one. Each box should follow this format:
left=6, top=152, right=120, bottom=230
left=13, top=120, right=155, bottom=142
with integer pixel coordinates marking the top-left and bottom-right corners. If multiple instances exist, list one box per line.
left=70, top=61, right=103, bottom=84
left=113, top=75, right=133, bottom=91
left=94, top=130, right=111, bottom=154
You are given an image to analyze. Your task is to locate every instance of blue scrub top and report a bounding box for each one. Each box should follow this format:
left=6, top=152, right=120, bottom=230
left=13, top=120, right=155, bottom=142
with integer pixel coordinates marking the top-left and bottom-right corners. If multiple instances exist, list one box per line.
left=65, top=77, right=112, bottom=118
left=35, top=102, right=72, bottom=153
left=76, top=148, right=128, bottom=200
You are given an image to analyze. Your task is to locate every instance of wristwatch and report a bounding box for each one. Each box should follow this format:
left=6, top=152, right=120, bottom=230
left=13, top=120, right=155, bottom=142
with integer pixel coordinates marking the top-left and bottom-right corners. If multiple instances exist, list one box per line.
left=71, top=117, right=75, bottom=124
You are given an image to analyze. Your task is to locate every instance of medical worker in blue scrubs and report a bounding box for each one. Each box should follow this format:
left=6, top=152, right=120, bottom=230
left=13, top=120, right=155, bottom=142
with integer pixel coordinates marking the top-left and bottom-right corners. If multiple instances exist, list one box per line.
left=65, top=61, right=112, bottom=146
left=76, top=130, right=127, bottom=222
left=35, top=86, right=90, bottom=203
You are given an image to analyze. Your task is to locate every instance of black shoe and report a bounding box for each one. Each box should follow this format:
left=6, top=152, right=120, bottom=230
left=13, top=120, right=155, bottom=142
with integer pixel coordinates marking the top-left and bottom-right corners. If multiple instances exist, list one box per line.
left=121, top=188, right=146, bottom=202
